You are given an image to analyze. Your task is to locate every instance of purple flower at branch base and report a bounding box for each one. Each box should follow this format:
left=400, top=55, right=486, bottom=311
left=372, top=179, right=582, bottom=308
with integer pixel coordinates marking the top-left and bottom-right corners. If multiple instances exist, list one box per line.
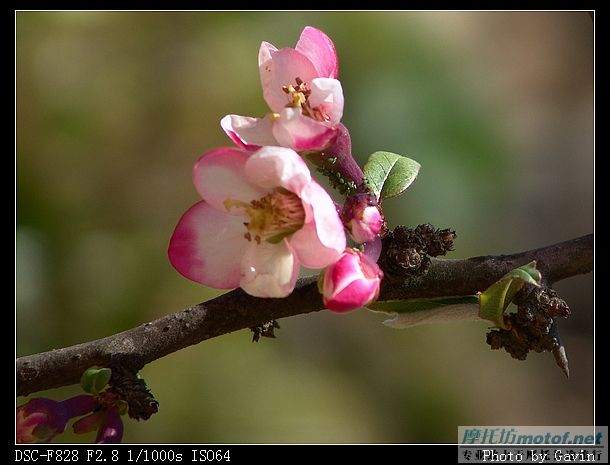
left=72, top=410, right=105, bottom=434
left=16, top=395, right=96, bottom=443
left=73, top=389, right=127, bottom=444
left=95, top=406, right=124, bottom=444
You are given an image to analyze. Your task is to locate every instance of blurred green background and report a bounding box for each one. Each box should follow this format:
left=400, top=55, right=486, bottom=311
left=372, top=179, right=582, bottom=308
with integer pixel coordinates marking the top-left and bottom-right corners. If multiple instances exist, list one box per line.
left=16, top=12, right=593, bottom=443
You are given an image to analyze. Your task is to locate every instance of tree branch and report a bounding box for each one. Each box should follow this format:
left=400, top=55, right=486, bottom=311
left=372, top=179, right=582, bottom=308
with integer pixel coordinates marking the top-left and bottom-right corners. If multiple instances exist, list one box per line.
left=16, top=234, right=592, bottom=397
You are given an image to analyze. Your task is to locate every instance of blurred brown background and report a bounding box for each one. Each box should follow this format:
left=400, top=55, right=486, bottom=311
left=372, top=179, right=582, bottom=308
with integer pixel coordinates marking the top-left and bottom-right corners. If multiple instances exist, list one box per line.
left=16, top=12, right=593, bottom=443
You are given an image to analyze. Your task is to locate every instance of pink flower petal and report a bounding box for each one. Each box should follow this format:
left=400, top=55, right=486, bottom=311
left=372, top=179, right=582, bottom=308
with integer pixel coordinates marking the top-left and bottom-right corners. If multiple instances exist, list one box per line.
left=289, top=181, right=345, bottom=269
left=309, top=78, right=344, bottom=125
left=168, top=201, right=249, bottom=289
left=321, top=249, right=383, bottom=312
left=295, top=26, right=339, bottom=79
left=240, top=241, right=298, bottom=298
left=258, top=40, right=278, bottom=68
left=324, top=278, right=379, bottom=312
left=322, top=250, right=364, bottom=297
left=244, top=146, right=311, bottom=193
left=259, top=48, right=318, bottom=113
left=193, top=147, right=267, bottom=215
left=272, top=108, right=337, bottom=151
left=303, top=181, right=346, bottom=251
left=289, top=222, right=342, bottom=269
left=220, top=114, right=278, bottom=150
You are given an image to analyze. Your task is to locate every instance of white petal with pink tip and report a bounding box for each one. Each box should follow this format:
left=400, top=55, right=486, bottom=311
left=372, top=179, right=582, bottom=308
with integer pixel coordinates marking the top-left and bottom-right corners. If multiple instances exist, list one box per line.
left=220, top=114, right=278, bottom=150
left=168, top=201, right=249, bottom=289
left=245, top=146, right=311, bottom=193
left=193, top=147, right=267, bottom=215
left=258, top=41, right=278, bottom=68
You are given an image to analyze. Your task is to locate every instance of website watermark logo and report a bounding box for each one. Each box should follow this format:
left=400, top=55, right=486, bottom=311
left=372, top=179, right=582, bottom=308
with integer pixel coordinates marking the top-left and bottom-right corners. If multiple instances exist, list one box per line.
left=457, top=426, right=607, bottom=463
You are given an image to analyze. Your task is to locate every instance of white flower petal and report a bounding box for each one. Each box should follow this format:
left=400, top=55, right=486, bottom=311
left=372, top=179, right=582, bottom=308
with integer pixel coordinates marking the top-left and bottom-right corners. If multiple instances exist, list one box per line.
left=240, top=240, right=298, bottom=298
left=220, top=114, right=278, bottom=150
left=245, top=146, right=311, bottom=193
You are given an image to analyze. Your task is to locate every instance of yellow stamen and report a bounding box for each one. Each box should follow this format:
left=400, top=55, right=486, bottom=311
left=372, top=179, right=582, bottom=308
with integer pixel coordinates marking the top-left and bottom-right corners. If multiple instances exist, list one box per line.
left=281, top=77, right=330, bottom=122
left=225, top=189, right=306, bottom=244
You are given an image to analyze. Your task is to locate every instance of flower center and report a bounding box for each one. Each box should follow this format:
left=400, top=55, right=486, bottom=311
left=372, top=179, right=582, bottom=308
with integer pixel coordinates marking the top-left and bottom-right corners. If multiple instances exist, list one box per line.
left=225, top=188, right=306, bottom=244
left=282, top=77, right=330, bottom=122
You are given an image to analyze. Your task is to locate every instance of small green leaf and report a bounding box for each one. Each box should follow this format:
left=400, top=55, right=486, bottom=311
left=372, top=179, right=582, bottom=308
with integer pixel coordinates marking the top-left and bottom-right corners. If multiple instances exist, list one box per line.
left=363, top=151, right=421, bottom=201
left=478, top=261, right=541, bottom=329
left=80, top=367, right=112, bottom=395
left=369, top=296, right=479, bottom=314
left=369, top=296, right=481, bottom=329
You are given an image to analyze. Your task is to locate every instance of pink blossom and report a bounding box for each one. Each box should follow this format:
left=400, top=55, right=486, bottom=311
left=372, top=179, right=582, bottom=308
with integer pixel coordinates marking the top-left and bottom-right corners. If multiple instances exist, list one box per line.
left=221, top=27, right=343, bottom=152
left=168, top=146, right=346, bottom=298
left=342, top=193, right=384, bottom=244
left=320, top=248, right=383, bottom=312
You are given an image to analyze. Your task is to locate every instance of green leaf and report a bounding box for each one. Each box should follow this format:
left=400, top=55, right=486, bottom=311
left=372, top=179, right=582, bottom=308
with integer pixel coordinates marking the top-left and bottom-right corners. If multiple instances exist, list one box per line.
left=80, top=367, right=112, bottom=395
left=369, top=296, right=479, bottom=314
left=368, top=296, right=481, bottom=329
left=478, top=261, right=541, bottom=329
left=363, top=151, right=421, bottom=201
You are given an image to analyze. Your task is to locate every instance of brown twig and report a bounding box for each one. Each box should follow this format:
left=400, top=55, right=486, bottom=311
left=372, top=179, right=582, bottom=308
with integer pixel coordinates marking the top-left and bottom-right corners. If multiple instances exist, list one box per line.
left=17, top=234, right=592, bottom=397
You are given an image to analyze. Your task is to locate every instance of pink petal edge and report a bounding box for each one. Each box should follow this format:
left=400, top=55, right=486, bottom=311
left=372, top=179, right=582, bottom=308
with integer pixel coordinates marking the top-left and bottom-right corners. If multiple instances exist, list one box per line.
left=220, top=114, right=278, bottom=150
left=272, top=108, right=337, bottom=152
left=168, top=201, right=249, bottom=289
left=289, top=181, right=345, bottom=269
left=322, top=251, right=365, bottom=297
left=303, top=181, right=346, bottom=252
left=295, top=26, right=339, bottom=79
left=323, top=278, right=379, bottom=312
left=258, top=41, right=278, bottom=68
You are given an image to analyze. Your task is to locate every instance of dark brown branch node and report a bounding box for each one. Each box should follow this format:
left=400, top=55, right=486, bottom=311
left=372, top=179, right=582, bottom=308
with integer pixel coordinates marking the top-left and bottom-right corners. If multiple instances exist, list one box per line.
left=380, top=224, right=456, bottom=278
left=486, top=285, right=570, bottom=365
left=110, top=365, right=158, bottom=421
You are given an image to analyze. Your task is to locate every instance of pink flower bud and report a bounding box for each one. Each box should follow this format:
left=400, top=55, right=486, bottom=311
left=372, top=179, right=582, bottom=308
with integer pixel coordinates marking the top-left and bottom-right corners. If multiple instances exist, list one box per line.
left=320, top=248, right=383, bottom=312
left=16, top=395, right=96, bottom=444
left=342, top=194, right=384, bottom=244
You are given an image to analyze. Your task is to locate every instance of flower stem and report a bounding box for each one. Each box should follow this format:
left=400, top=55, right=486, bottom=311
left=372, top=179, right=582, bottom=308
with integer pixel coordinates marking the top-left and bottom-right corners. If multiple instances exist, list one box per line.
left=306, top=124, right=365, bottom=195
